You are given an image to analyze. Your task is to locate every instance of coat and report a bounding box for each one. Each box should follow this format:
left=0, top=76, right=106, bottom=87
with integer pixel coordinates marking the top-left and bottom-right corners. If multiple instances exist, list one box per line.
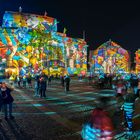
left=40, top=80, right=47, bottom=90
left=0, top=88, right=14, bottom=104
left=90, top=108, right=114, bottom=132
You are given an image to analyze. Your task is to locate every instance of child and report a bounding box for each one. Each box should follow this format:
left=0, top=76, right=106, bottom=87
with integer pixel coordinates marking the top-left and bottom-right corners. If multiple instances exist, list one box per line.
left=121, top=93, right=136, bottom=134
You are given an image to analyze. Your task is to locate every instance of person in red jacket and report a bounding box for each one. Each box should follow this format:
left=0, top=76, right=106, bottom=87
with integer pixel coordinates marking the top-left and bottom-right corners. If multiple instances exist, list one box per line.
left=81, top=97, right=115, bottom=140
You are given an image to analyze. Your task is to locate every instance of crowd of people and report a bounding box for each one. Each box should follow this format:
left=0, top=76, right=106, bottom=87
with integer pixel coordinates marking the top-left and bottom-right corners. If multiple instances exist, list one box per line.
left=9, top=72, right=71, bottom=97
left=1, top=71, right=140, bottom=139
left=82, top=73, right=140, bottom=139
left=0, top=72, right=71, bottom=122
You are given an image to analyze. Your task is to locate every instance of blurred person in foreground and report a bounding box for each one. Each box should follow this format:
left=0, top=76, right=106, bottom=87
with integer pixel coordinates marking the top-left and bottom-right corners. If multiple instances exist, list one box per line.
left=81, top=97, right=114, bottom=140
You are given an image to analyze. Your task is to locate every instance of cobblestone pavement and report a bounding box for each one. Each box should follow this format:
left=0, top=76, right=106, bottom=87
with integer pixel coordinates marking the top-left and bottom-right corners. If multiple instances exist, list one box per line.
left=0, top=79, right=140, bottom=140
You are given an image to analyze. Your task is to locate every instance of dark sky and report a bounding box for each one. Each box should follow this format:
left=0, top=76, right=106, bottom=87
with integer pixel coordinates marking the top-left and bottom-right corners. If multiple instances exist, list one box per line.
left=0, top=0, right=140, bottom=56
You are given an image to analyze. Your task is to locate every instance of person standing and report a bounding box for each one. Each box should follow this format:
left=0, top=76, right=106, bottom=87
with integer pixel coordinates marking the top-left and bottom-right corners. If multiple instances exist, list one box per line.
left=39, top=77, right=47, bottom=98
left=34, top=78, right=40, bottom=97
left=0, top=82, right=14, bottom=120
left=121, top=93, right=136, bottom=135
left=64, top=75, right=70, bottom=92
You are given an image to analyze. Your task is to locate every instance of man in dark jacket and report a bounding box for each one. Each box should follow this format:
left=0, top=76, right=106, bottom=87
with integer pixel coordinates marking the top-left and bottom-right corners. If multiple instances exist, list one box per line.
left=64, top=75, right=70, bottom=92
left=39, top=77, right=47, bottom=98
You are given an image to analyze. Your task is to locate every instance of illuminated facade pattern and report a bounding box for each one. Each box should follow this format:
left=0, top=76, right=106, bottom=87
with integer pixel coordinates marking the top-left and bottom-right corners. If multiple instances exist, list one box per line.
left=2, top=11, right=57, bottom=32
left=135, top=49, right=140, bottom=73
left=65, top=37, right=87, bottom=75
left=89, top=40, right=130, bottom=74
left=0, top=11, right=88, bottom=76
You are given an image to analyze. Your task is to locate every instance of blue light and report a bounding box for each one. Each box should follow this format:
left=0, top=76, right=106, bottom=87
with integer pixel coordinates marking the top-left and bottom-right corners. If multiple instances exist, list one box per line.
left=44, top=112, right=56, bottom=115
left=33, top=104, right=42, bottom=107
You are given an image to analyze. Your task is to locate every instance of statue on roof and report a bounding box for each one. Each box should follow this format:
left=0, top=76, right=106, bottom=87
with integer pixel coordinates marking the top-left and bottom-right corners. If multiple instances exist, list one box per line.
left=19, top=6, right=22, bottom=13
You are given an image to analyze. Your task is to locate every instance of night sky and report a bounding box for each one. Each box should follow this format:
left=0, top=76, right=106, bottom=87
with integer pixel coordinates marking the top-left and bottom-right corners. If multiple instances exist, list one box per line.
left=0, top=0, right=140, bottom=57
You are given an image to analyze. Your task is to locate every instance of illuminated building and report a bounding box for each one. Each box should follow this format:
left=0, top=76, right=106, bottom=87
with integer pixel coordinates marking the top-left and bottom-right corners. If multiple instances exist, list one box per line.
left=135, top=49, right=140, bottom=74
left=89, top=40, right=130, bottom=74
left=0, top=10, right=88, bottom=76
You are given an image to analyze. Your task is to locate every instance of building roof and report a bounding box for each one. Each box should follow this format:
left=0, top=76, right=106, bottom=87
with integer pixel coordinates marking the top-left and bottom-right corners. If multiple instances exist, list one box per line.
left=2, top=11, right=57, bottom=32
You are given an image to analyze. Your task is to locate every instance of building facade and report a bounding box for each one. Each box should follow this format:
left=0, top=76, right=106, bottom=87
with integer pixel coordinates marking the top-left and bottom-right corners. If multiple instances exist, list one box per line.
left=89, top=40, right=130, bottom=74
left=0, top=11, right=88, bottom=76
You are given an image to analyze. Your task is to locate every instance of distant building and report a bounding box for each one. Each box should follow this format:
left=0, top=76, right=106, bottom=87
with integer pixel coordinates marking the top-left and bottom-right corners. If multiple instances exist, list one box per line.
left=135, top=49, right=140, bottom=73
left=89, top=40, right=130, bottom=74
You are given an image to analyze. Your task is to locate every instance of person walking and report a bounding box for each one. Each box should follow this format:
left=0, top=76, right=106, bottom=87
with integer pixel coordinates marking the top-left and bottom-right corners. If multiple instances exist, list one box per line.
left=116, top=79, right=125, bottom=96
left=48, top=75, right=51, bottom=87
left=136, top=79, right=140, bottom=98
left=27, top=74, right=32, bottom=88
left=130, top=75, right=138, bottom=95
left=22, top=75, right=27, bottom=88
left=60, top=75, right=64, bottom=87
left=0, top=82, right=14, bottom=120
left=17, top=76, right=21, bottom=87
left=81, top=97, right=114, bottom=140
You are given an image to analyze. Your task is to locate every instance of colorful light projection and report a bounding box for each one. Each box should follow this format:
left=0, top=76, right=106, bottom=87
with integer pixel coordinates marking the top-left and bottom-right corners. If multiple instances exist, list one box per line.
left=90, top=40, right=129, bottom=74
left=2, top=11, right=57, bottom=32
left=135, top=49, right=140, bottom=74
left=0, top=27, right=33, bottom=67
left=0, top=29, right=65, bottom=74
left=0, top=28, right=67, bottom=75
left=65, top=37, right=87, bottom=75
left=0, top=11, right=88, bottom=76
